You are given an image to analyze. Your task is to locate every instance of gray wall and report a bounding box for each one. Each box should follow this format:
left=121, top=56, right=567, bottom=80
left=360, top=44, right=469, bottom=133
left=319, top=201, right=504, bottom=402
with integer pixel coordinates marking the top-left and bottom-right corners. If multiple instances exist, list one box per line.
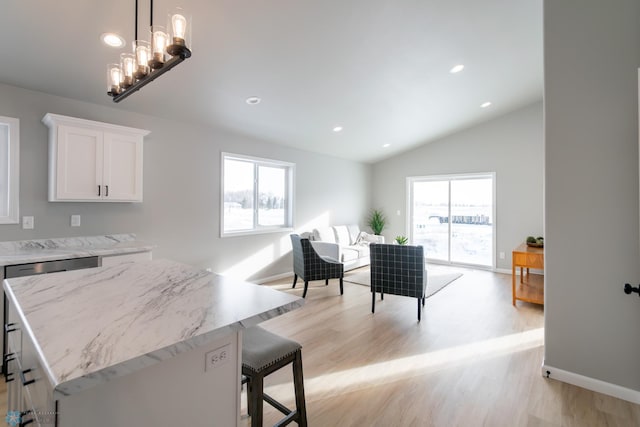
left=0, top=83, right=371, bottom=281
left=371, top=102, right=543, bottom=270
left=544, top=1, right=640, bottom=390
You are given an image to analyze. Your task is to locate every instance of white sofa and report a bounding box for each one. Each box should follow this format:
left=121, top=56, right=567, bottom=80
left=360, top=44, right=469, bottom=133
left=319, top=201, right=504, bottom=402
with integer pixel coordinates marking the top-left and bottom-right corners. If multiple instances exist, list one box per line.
left=307, top=225, right=385, bottom=271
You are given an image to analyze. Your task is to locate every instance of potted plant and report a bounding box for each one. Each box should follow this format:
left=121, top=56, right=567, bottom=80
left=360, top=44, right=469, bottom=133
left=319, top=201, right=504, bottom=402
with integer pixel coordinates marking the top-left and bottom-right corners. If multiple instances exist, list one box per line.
left=395, top=235, right=408, bottom=245
left=368, top=209, right=387, bottom=235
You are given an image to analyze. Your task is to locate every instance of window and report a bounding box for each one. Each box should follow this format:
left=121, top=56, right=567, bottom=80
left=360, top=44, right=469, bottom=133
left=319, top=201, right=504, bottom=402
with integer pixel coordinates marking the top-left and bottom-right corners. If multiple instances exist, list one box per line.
left=408, top=173, right=495, bottom=268
left=0, top=116, right=19, bottom=224
left=221, top=153, right=294, bottom=236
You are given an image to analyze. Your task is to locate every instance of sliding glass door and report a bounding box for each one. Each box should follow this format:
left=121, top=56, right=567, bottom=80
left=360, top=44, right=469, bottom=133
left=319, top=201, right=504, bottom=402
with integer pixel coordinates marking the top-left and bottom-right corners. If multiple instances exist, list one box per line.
left=408, top=173, right=495, bottom=268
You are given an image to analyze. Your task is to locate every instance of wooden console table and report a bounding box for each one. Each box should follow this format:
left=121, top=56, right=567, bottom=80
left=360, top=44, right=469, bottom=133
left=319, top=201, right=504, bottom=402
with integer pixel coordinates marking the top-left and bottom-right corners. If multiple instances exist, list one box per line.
left=512, top=243, right=544, bottom=306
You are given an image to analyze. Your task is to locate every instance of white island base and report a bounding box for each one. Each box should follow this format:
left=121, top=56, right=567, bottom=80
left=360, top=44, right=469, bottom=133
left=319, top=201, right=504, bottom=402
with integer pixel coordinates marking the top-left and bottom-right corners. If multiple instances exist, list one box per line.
left=56, top=332, right=240, bottom=426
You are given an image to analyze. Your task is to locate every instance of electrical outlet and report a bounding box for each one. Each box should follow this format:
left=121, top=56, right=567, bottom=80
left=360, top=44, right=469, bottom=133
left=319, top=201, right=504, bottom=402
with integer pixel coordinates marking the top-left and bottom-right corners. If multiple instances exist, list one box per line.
left=22, top=216, right=34, bottom=230
left=205, top=343, right=231, bottom=372
left=499, top=252, right=505, bottom=260
left=71, top=215, right=81, bottom=227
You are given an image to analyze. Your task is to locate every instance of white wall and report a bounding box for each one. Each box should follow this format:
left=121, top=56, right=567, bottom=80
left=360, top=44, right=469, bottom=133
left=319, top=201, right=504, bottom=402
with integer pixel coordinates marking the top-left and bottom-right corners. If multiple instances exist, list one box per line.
left=544, top=0, right=640, bottom=393
left=372, top=102, right=543, bottom=270
left=0, top=83, right=371, bottom=281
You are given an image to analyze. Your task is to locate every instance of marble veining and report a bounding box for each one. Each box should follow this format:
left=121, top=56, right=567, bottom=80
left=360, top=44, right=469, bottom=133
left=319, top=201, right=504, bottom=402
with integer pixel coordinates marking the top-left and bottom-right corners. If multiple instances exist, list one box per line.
left=0, top=234, right=154, bottom=266
left=3, top=259, right=303, bottom=398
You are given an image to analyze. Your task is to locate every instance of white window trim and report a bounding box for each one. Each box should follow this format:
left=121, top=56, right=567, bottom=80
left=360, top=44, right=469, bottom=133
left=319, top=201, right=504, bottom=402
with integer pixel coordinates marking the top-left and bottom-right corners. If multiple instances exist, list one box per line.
left=220, top=152, right=295, bottom=237
left=0, top=116, right=19, bottom=224
left=406, top=172, right=496, bottom=269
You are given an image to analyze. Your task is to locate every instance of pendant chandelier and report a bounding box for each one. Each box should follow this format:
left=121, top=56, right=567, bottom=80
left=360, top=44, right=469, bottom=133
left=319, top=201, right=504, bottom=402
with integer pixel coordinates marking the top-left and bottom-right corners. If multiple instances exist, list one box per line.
left=107, top=0, right=192, bottom=103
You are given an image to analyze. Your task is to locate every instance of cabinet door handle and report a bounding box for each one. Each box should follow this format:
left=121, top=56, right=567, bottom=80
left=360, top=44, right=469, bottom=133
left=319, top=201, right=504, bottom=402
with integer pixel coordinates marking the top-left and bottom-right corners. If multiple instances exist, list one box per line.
left=5, top=323, right=17, bottom=333
left=98, top=185, right=101, bottom=196
left=105, top=185, right=109, bottom=197
left=20, top=368, right=35, bottom=386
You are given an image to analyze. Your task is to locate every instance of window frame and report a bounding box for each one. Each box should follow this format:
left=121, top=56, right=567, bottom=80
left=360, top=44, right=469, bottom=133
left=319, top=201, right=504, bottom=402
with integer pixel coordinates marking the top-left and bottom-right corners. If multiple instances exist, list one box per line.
left=220, top=152, right=295, bottom=237
left=0, top=116, right=19, bottom=225
left=406, top=172, right=496, bottom=269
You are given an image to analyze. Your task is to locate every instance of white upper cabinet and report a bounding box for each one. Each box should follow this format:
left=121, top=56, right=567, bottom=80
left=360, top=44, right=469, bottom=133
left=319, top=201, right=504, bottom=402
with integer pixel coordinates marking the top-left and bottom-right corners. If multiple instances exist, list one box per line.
left=42, top=114, right=149, bottom=202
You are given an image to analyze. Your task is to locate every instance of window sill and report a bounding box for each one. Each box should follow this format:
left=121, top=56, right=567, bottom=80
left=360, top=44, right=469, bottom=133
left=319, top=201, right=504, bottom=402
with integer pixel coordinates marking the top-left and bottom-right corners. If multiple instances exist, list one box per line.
left=221, top=227, right=294, bottom=238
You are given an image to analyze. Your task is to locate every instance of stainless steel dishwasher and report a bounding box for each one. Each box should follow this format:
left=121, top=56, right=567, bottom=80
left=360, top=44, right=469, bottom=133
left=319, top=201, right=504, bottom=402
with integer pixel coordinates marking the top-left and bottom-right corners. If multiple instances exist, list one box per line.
left=2, top=256, right=100, bottom=374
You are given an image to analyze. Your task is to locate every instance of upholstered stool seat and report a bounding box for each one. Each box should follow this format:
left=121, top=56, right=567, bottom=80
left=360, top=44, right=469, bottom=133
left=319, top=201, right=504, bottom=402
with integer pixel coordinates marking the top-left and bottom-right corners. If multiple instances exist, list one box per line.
left=242, top=326, right=308, bottom=427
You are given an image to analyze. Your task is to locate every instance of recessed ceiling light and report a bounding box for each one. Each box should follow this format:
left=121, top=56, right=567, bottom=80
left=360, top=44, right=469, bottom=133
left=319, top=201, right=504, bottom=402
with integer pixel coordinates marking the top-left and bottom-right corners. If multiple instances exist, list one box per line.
left=383, top=144, right=390, bottom=148
left=480, top=101, right=492, bottom=108
left=333, top=126, right=343, bottom=132
left=101, top=33, right=125, bottom=48
left=450, top=64, right=465, bottom=74
left=246, top=96, right=261, bottom=105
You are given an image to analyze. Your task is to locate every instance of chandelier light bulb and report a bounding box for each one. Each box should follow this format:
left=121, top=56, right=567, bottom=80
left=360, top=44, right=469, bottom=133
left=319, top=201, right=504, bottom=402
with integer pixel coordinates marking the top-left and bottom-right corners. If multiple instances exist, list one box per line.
left=171, top=13, right=187, bottom=44
left=150, top=26, right=168, bottom=69
left=167, top=7, right=191, bottom=57
left=133, top=40, right=151, bottom=79
left=107, top=64, right=122, bottom=96
left=120, top=53, right=135, bottom=89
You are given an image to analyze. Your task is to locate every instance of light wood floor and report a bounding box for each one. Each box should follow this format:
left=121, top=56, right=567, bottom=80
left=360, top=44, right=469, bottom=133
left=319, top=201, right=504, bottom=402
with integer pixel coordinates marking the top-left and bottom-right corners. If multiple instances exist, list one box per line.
left=1, top=268, right=638, bottom=426
left=240, top=266, right=640, bottom=427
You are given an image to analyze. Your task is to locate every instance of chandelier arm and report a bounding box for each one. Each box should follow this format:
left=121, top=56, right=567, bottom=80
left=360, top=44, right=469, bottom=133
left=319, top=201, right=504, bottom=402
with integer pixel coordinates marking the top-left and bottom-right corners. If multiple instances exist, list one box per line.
left=135, top=0, right=139, bottom=42
left=112, top=53, right=189, bottom=103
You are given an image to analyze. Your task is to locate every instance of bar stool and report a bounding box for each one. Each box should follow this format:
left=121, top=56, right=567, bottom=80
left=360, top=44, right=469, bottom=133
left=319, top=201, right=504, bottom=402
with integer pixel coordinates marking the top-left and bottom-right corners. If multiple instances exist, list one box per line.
left=242, top=326, right=308, bottom=427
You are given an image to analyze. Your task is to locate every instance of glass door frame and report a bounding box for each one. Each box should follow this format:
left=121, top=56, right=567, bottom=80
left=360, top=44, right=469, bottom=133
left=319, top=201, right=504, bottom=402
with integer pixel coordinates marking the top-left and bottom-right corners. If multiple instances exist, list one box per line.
left=406, top=172, right=496, bottom=269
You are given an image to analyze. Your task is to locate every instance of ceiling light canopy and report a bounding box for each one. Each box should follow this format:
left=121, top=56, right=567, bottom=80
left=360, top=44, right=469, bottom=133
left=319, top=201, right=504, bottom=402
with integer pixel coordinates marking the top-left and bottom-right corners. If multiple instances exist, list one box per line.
left=383, top=144, right=390, bottom=148
left=480, top=101, right=492, bottom=108
left=333, top=126, right=343, bottom=132
left=101, top=33, right=125, bottom=48
left=246, top=96, right=261, bottom=105
left=107, top=0, right=192, bottom=103
left=450, top=64, right=465, bottom=74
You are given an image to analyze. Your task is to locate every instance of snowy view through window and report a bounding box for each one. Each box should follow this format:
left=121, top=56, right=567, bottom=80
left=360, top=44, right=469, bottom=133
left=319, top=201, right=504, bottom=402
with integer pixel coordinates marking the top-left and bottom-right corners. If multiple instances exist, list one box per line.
left=411, top=176, right=493, bottom=267
left=223, top=155, right=291, bottom=234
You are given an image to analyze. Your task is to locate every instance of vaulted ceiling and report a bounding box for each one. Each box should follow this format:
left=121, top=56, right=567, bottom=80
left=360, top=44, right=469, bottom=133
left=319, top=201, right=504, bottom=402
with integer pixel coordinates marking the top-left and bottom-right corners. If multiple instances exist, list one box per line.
left=0, top=0, right=542, bottom=163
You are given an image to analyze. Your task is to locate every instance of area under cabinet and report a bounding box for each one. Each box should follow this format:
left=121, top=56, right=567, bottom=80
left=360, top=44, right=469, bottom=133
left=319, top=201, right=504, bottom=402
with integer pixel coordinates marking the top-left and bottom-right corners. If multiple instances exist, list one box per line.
left=42, top=113, right=150, bottom=202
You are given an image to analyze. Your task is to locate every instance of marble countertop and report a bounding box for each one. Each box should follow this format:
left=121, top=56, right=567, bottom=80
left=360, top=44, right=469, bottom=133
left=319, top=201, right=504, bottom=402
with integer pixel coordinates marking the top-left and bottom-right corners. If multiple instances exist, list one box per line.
left=3, top=259, right=303, bottom=398
left=0, top=234, right=154, bottom=267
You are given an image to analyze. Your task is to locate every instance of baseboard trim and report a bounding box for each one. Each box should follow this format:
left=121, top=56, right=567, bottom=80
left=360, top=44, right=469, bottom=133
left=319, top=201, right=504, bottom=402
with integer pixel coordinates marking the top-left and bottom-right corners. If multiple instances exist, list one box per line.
left=541, top=362, right=640, bottom=404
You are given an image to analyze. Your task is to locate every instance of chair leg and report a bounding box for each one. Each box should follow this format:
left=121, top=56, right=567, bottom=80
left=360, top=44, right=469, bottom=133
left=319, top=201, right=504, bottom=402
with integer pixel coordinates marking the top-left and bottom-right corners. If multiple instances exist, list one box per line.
left=371, top=291, right=375, bottom=313
left=417, top=298, right=421, bottom=322
left=302, top=281, right=309, bottom=298
left=325, top=278, right=329, bottom=286
left=339, top=276, right=343, bottom=295
left=292, top=351, right=308, bottom=426
left=292, top=274, right=298, bottom=289
left=381, top=292, right=384, bottom=300
left=422, top=296, right=426, bottom=306
left=249, top=374, right=263, bottom=427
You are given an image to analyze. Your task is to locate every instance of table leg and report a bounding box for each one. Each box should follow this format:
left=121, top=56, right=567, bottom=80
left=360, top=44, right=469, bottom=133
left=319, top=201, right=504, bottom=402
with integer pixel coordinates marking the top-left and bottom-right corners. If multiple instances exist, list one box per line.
left=512, top=263, right=516, bottom=306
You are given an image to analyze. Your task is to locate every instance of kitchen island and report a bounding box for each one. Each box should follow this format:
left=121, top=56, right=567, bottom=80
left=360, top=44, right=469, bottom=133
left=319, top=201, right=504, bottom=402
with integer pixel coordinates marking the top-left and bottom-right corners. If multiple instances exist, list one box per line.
left=3, top=259, right=303, bottom=426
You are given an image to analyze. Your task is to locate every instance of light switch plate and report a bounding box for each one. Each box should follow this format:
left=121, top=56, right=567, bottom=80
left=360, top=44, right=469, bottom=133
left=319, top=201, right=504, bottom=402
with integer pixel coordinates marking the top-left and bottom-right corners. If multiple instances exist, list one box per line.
left=22, top=216, right=34, bottom=230
left=71, top=215, right=81, bottom=227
